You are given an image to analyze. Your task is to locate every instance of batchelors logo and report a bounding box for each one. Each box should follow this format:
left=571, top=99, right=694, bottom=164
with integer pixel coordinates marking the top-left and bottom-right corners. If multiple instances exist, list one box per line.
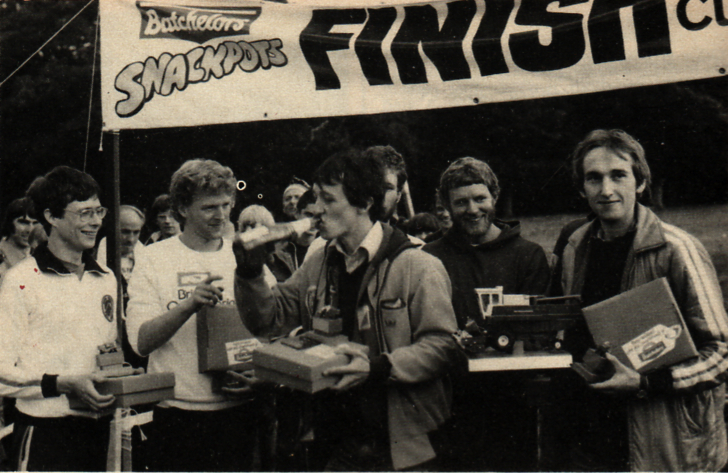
left=137, top=2, right=262, bottom=43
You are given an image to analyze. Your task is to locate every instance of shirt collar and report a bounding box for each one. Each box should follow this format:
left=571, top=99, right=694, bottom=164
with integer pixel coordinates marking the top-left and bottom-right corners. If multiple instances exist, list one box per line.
left=333, top=221, right=383, bottom=274
left=34, top=242, right=107, bottom=275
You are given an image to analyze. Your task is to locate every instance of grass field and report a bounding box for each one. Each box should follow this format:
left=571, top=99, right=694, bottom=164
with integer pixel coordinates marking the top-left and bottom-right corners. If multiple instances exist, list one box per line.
left=517, top=204, right=728, bottom=300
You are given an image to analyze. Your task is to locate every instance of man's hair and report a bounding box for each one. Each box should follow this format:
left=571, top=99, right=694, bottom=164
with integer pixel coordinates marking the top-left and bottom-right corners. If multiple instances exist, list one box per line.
left=120, top=205, right=145, bottom=224
left=362, top=145, right=407, bottom=191
left=571, top=129, right=652, bottom=199
left=26, top=166, right=101, bottom=234
left=238, top=204, right=275, bottom=230
left=296, top=189, right=316, bottom=212
left=314, top=150, right=385, bottom=222
left=438, top=157, right=500, bottom=208
left=1, top=197, right=34, bottom=238
left=405, top=212, right=441, bottom=236
left=150, top=194, right=173, bottom=218
left=169, top=159, right=236, bottom=224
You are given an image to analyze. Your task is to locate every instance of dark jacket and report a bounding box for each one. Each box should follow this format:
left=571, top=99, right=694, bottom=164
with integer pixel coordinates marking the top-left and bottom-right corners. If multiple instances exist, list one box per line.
left=423, top=220, right=550, bottom=328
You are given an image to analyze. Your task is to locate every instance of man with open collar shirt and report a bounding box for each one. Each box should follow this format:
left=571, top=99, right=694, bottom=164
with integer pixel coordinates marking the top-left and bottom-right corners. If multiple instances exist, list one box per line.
left=234, top=150, right=458, bottom=471
left=549, top=129, right=728, bottom=471
left=0, top=166, right=117, bottom=471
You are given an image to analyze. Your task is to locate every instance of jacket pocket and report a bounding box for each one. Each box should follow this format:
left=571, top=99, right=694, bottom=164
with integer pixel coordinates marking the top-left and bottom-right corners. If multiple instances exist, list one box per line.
left=380, top=305, right=411, bottom=350
left=677, top=389, right=716, bottom=436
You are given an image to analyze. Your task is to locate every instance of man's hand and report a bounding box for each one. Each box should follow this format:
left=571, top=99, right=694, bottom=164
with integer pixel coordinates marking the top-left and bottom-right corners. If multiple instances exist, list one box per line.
left=590, top=352, right=640, bottom=393
left=186, top=275, right=224, bottom=311
left=323, top=344, right=370, bottom=391
left=57, top=373, right=115, bottom=411
left=232, top=236, right=268, bottom=278
left=221, top=370, right=272, bottom=396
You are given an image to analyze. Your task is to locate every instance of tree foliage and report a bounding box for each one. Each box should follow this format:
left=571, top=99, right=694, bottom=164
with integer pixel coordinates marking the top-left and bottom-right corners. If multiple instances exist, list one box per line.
left=1, top=0, right=726, bottom=222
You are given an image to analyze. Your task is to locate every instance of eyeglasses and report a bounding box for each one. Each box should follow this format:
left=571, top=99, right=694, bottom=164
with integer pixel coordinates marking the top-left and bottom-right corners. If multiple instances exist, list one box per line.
left=65, top=207, right=108, bottom=222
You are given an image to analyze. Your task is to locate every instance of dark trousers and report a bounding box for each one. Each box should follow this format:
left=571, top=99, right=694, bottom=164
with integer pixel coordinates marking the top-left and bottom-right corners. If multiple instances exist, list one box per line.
left=438, top=372, right=538, bottom=472
left=12, top=411, right=111, bottom=471
left=142, top=404, right=258, bottom=472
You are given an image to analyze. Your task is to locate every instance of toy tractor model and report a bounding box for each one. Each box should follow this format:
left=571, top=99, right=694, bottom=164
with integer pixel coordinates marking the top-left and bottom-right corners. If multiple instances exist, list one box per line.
left=466, top=287, right=582, bottom=353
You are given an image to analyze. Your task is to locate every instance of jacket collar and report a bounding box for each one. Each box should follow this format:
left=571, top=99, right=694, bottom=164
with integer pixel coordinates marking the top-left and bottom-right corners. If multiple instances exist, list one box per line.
left=34, top=242, right=107, bottom=275
left=324, top=222, right=414, bottom=269
left=571, top=204, right=665, bottom=254
left=630, top=204, right=666, bottom=253
left=442, top=219, right=521, bottom=251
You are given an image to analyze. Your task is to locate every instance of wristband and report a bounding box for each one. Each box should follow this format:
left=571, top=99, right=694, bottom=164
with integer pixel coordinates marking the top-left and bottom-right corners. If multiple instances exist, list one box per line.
left=41, top=374, right=60, bottom=398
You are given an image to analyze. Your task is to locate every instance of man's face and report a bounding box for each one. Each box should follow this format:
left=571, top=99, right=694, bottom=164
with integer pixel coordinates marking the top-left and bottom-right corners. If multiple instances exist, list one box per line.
left=295, top=202, right=319, bottom=247
left=434, top=204, right=452, bottom=230
left=52, top=196, right=104, bottom=252
left=283, top=186, right=305, bottom=218
left=10, top=215, right=37, bottom=248
left=382, top=169, right=403, bottom=221
left=582, top=147, right=645, bottom=230
left=179, top=192, right=233, bottom=242
left=448, top=184, right=497, bottom=244
left=119, top=210, right=144, bottom=256
left=156, top=210, right=180, bottom=237
left=312, top=183, right=363, bottom=242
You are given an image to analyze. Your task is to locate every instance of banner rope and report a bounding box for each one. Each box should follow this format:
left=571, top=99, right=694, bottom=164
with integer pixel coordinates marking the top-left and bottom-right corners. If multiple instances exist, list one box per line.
left=84, top=8, right=100, bottom=173
left=0, top=0, right=96, bottom=89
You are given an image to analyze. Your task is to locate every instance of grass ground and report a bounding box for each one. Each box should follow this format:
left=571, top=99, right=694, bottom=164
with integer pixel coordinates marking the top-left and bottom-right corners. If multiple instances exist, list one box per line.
left=518, top=204, right=728, bottom=301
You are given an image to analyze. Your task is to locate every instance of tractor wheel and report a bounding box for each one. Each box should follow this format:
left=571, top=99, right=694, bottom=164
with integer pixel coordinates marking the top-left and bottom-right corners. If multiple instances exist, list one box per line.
left=493, top=331, right=515, bottom=352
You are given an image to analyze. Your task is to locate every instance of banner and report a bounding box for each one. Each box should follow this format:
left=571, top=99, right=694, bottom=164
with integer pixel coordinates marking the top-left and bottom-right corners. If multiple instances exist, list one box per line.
left=100, top=0, right=728, bottom=130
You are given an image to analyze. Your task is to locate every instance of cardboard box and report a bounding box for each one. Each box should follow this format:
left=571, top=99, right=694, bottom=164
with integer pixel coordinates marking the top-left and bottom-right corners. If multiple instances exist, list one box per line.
left=69, top=372, right=176, bottom=409
left=197, top=304, right=263, bottom=372
left=253, top=332, right=367, bottom=393
left=582, top=278, right=698, bottom=373
left=94, top=372, right=175, bottom=396
left=96, top=351, right=125, bottom=368
left=312, top=316, right=343, bottom=335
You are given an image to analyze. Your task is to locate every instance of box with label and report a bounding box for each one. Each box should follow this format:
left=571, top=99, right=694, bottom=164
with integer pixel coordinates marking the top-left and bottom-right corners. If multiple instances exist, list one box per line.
left=69, top=372, right=176, bottom=409
left=197, top=304, right=264, bottom=372
left=253, top=332, right=367, bottom=393
left=582, top=277, right=698, bottom=373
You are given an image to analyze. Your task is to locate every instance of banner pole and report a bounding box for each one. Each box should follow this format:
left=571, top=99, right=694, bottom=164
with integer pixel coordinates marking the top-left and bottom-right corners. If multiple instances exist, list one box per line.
left=103, top=130, right=123, bottom=348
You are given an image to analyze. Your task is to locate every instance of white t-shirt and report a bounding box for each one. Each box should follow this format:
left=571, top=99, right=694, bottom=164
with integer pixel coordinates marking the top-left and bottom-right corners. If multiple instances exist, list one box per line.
left=127, top=236, right=245, bottom=411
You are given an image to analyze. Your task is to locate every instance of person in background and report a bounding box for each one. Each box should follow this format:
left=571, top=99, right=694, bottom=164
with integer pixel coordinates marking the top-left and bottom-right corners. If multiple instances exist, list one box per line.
left=281, top=178, right=310, bottom=222
left=0, top=197, right=37, bottom=285
left=126, top=159, right=257, bottom=472
left=361, top=145, right=408, bottom=228
left=146, top=194, right=181, bottom=245
left=548, top=129, right=728, bottom=471
left=97, top=205, right=146, bottom=280
left=236, top=205, right=282, bottom=288
left=267, top=190, right=319, bottom=282
left=404, top=212, right=441, bottom=242
left=423, top=157, right=550, bottom=471
left=0, top=166, right=118, bottom=471
left=0, top=197, right=39, bottom=466
left=433, top=191, right=453, bottom=230
left=28, top=224, right=48, bottom=253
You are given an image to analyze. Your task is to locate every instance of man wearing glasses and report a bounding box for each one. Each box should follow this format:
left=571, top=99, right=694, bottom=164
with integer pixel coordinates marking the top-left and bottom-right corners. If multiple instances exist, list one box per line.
left=0, top=166, right=118, bottom=471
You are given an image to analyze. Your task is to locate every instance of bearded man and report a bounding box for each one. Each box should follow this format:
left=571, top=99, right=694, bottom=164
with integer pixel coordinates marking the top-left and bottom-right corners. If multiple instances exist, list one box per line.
left=423, top=157, right=550, bottom=471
